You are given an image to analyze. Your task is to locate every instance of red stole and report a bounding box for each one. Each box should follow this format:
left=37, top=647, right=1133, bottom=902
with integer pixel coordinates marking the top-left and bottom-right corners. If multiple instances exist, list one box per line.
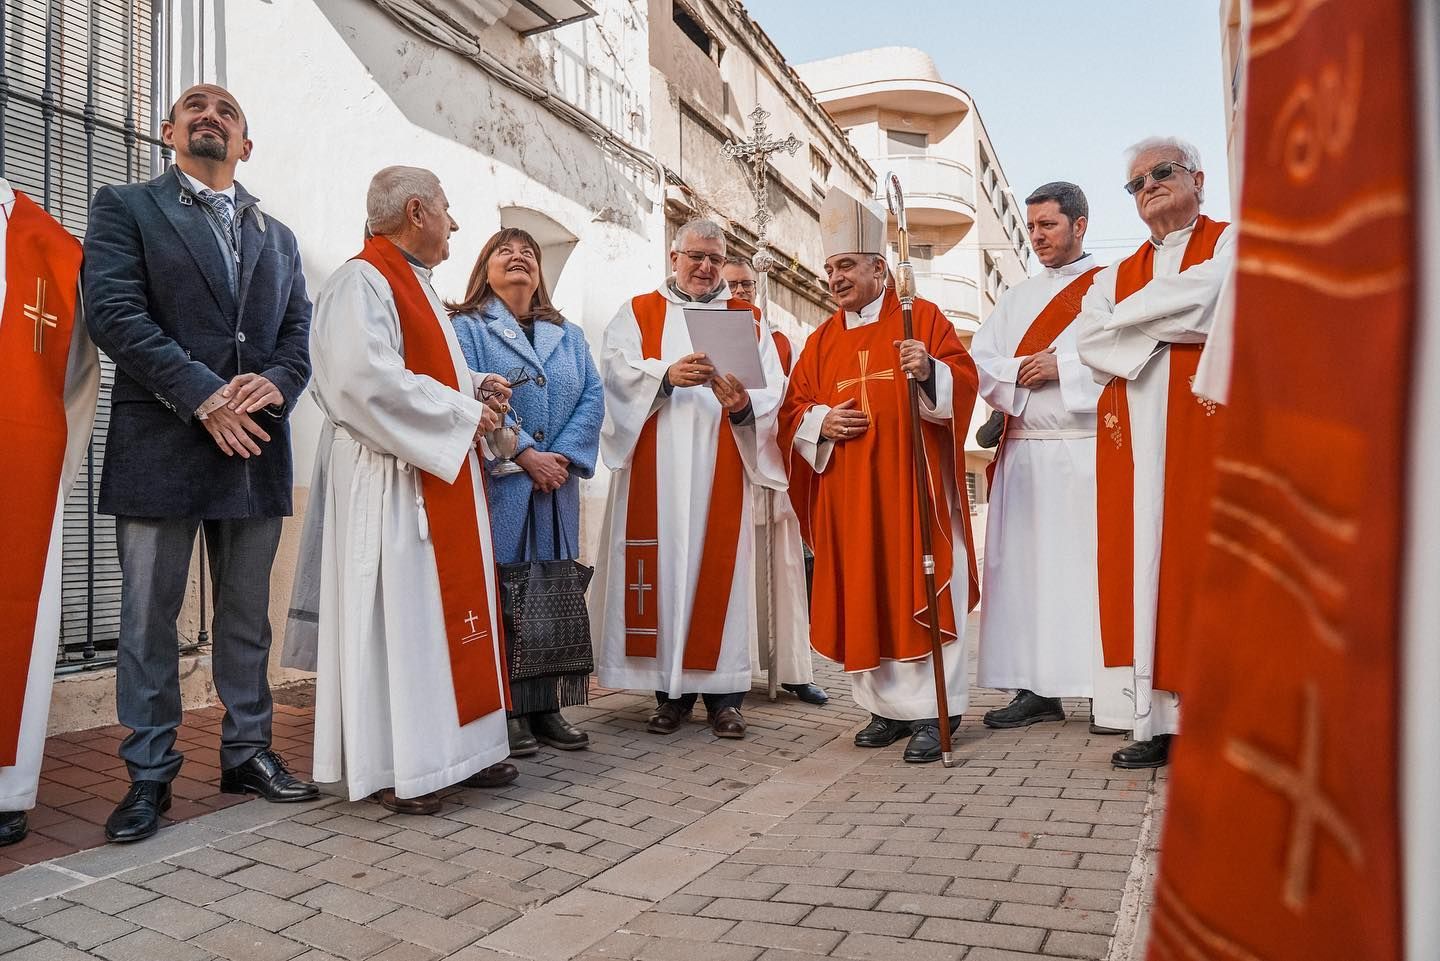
left=778, top=292, right=979, bottom=671
left=985, top=266, right=1101, bottom=486
left=352, top=237, right=507, bottom=725
left=622, top=291, right=751, bottom=671
left=1095, top=216, right=1228, bottom=679
left=0, top=193, right=82, bottom=766
left=1148, top=0, right=1409, bottom=956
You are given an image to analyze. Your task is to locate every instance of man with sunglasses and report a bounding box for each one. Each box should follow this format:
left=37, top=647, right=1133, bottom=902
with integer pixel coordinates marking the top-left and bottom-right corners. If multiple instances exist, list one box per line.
left=1075, top=137, right=1236, bottom=770
left=720, top=256, right=830, bottom=708
left=593, top=219, right=787, bottom=740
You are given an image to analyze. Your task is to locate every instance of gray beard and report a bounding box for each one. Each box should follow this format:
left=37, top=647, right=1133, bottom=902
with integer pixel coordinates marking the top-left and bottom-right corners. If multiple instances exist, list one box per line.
left=189, top=134, right=228, bottom=161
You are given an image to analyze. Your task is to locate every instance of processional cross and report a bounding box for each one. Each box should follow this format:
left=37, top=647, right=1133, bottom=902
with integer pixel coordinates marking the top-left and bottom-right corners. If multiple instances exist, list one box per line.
left=722, top=105, right=802, bottom=283
left=26, top=278, right=58, bottom=354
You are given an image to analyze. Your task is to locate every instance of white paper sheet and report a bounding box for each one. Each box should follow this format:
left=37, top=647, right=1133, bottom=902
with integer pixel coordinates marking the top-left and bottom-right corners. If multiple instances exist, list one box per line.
left=683, top=308, right=767, bottom=389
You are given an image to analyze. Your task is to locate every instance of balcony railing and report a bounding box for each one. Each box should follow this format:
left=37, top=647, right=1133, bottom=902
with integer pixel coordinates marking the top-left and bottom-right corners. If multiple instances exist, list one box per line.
left=914, top=271, right=980, bottom=319
left=875, top=154, right=976, bottom=210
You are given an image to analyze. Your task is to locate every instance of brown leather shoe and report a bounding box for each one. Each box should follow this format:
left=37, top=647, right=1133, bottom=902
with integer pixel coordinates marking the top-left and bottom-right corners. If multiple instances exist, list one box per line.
left=461, top=762, right=519, bottom=789
left=710, top=706, right=746, bottom=739
left=377, top=789, right=442, bottom=815
left=647, top=701, right=691, bottom=735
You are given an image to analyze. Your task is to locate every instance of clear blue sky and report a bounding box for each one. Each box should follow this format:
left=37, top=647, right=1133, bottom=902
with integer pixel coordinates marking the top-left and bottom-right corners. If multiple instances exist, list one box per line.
left=744, top=0, right=1233, bottom=265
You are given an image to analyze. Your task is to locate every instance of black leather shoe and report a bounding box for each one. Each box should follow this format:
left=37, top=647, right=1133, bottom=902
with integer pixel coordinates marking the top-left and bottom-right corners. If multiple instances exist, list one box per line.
left=105, top=781, right=172, bottom=843
left=1089, top=717, right=1128, bottom=736
left=853, top=714, right=912, bottom=748
left=0, top=811, right=28, bottom=847
left=530, top=711, right=589, bottom=751
left=983, top=690, right=1065, bottom=729
left=508, top=716, right=540, bottom=757
left=1112, top=734, right=1172, bottom=769
left=647, top=701, right=691, bottom=735
left=903, top=716, right=963, bottom=764
left=709, top=706, right=746, bottom=739
left=461, top=762, right=520, bottom=789
left=781, top=683, right=830, bottom=705
left=221, top=750, right=319, bottom=802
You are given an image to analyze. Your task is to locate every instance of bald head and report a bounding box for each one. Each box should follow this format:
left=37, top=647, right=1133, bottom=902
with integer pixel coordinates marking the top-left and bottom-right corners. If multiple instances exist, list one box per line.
left=168, top=85, right=248, bottom=139
left=161, top=83, right=252, bottom=184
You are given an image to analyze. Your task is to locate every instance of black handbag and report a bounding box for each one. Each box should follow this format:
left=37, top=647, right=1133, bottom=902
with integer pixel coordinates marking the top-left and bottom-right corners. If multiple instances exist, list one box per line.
left=497, top=494, right=595, bottom=686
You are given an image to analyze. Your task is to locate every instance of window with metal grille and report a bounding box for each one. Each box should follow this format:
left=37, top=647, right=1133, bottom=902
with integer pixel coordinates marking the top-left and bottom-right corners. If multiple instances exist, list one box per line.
left=1, top=0, right=168, bottom=673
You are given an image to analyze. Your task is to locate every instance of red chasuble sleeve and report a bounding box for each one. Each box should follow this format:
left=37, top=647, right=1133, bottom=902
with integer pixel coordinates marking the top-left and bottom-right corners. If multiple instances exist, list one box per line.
left=779, top=292, right=978, bottom=673
left=1147, top=0, right=1411, bottom=957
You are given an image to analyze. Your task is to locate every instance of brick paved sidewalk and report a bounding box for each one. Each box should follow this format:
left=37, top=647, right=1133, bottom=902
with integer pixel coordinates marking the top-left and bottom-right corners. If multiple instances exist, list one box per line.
left=0, top=646, right=1163, bottom=961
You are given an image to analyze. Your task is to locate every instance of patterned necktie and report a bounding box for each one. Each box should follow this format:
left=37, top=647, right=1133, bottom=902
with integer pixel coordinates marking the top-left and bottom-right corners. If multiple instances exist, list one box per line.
left=197, top=188, right=236, bottom=239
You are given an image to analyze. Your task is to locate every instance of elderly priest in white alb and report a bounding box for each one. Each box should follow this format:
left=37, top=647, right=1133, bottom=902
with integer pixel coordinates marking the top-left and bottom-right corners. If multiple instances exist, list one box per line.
left=284, top=167, right=516, bottom=814
left=0, top=179, right=101, bottom=848
left=1076, top=138, right=1235, bottom=770
left=592, top=218, right=786, bottom=740
left=972, top=182, right=1131, bottom=736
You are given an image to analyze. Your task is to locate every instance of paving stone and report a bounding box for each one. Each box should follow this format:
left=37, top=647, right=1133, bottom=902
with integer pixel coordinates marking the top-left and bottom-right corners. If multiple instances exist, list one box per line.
left=165, top=847, right=255, bottom=878
left=211, top=889, right=317, bottom=932
left=698, top=897, right=811, bottom=925
left=373, top=875, right=477, bottom=918
left=2, top=939, right=101, bottom=961
left=237, top=839, right=328, bottom=872
left=300, top=857, right=403, bottom=893
left=914, top=916, right=1046, bottom=952
left=283, top=913, right=399, bottom=960
left=192, top=919, right=309, bottom=961
left=801, top=905, right=922, bottom=937
left=142, top=868, right=244, bottom=907
left=831, top=932, right=966, bottom=961
left=367, top=944, right=441, bottom=961
left=773, top=883, right=883, bottom=910
left=634, top=936, right=761, bottom=961
left=449, top=899, right=521, bottom=934
left=622, top=911, right=736, bottom=942
left=294, top=883, right=399, bottom=924
left=0, top=918, right=41, bottom=952
left=92, top=927, right=214, bottom=961
left=875, top=890, right=995, bottom=921
left=371, top=851, right=470, bottom=885
left=583, top=844, right=726, bottom=901
left=1043, top=929, right=1111, bottom=958
left=119, top=895, right=229, bottom=940
left=479, top=888, right=648, bottom=961
left=1011, top=866, right=1129, bottom=890
left=991, top=902, right=1117, bottom=935
left=24, top=903, right=138, bottom=950
left=368, top=906, right=481, bottom=954
left=721, top=919, right=844, bottom=954
left=62, top=879, right=157, bottom=915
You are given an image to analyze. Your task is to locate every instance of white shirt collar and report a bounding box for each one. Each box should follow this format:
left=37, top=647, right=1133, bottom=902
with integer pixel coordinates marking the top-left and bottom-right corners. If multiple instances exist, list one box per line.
left=844, top=290, right=887, bottom=328
left=1149, top=217, right=1199, bottom=249
left=1042, top=252, right=1097, bottom=279
left=180, top=170, right=236, bottom=202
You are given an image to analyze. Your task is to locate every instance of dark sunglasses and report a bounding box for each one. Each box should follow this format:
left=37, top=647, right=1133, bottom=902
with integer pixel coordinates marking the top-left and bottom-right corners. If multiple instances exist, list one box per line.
left=1123, top=161, right=1193, bottom=196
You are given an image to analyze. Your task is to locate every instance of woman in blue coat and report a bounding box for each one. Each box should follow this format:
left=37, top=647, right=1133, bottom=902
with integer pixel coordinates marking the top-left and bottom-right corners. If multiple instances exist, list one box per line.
left=449, top=228, right=604, bottom=756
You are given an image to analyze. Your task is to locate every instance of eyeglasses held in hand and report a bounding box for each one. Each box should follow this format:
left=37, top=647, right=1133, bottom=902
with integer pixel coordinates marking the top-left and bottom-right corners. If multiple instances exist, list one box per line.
left=1123, top=160, right=1193, bottom=196
left=479, top=367, right=533, bottom=411
left=680, top=250, right=726, bottom=267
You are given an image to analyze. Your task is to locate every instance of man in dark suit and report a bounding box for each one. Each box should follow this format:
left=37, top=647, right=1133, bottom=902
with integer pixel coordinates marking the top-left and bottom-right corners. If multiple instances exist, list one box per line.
left=84, top=83, right=319, bottom=843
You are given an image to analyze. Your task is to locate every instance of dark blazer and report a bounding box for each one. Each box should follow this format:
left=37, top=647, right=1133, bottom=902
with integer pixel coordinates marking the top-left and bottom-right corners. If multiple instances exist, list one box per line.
left=83, top=166, right=312, bottom=518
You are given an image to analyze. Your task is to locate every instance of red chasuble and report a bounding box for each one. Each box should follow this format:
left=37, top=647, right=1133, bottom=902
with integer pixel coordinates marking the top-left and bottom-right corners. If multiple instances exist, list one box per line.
left=1095, top=215, right=1228, bottom=691
left=1149, top=0, right=1411, bottom=956
left=0, top=193, right=82, bottom=766
left=352, top=237, right=507, bottom=724
left=622, top=291, right=754, bottom=670
left=779, top=291, right=979, bottom=672
left=986, top=266, right=1101, bottom=486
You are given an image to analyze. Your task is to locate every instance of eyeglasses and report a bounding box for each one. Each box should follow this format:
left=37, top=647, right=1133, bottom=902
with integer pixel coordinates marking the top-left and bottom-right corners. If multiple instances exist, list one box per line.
left=479, top=366, right=533, bottom=408
left=679, top=250, right=726, bottom=268
left=1123, top=161, right=1194, bottom=196
left=729, top=280, right=757, bottom=293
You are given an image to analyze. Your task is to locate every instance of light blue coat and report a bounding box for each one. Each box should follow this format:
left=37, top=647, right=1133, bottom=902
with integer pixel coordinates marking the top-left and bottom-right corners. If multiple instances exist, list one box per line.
left=451, top=297, right=604, bottom=565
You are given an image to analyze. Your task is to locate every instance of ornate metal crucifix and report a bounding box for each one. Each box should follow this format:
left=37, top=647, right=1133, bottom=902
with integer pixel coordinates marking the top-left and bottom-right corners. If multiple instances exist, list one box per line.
left=722, top=105, right=802, bottom=284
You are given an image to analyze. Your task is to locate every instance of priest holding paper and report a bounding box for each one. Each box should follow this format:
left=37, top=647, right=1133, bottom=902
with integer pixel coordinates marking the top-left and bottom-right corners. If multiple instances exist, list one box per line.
left=0, top=179, right=101, bottom=847
left=779, top=187, right=980, bottom=764
left=592, top=218, right=786, bottom=740
left=285, top=166, right=515, bottom=814
left=972, top=182, right=1131, bottom=735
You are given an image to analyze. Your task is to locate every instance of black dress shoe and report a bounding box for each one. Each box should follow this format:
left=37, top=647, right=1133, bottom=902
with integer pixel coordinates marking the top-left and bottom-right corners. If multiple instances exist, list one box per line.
left=781, top=683, right=830, bottom=705
left=647, top=701, right=691, bottom=735
left=983, top=690, right=1065, bottom=729
left=853, top=714, right=912, bottom=748
left=220, top=750, right=320, bottom=802
left=105, top=781, right=172, bottom=844
left=709, top=706, right=746, bottom=739
left=377, top=789, right=442, bottom=815
left=903, top=716, right=963, bottom=764
left=529, top=711, right=589, bottom=751
left=0, top=811, right=28, bottom=847
left=1112, top=734, right=1172, bottom=769
left=508, top=716, right=540, bottom=757
left=461, top=762, right=520, bottom=789
left=1089, top=717, right=1129, bottom=736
